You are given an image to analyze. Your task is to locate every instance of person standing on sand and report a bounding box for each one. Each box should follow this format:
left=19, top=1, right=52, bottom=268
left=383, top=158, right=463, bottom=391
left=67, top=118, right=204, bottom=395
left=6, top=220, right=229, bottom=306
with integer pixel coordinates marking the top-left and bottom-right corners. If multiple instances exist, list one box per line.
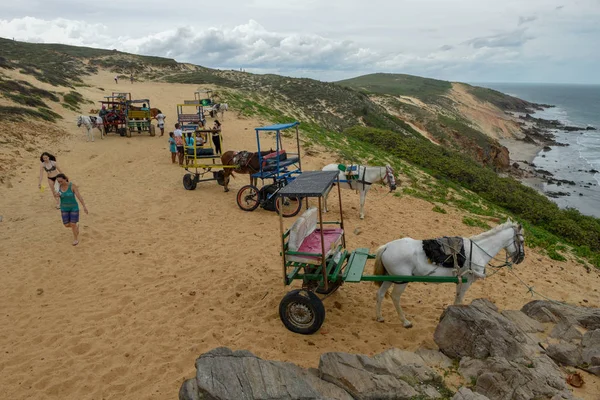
left=212, top=120, right=223, bottom=155
left=168, top=132, right=177, bottom=163
left=38, top=152, right=66, bottom=209
left=155, top=110, right=166, bottom=136
left=55, top=173, right=88, bottom=246
left=173, top=123, right=184, bottom=165
left=114, top=75, right=118, bottom=84
left=130, top=74, right=134, bottom=84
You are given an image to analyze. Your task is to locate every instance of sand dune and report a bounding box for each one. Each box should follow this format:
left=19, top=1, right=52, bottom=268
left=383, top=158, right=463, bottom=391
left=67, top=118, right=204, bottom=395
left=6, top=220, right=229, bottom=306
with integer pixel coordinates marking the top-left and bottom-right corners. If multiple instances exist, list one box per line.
left=0, top=70, right=599, bottom=399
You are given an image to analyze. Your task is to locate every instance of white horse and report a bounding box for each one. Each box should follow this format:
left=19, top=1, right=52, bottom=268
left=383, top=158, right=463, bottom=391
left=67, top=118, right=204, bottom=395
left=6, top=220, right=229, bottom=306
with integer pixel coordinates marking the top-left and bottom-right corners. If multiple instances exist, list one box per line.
left=77, top=115, right=104, bottom=141
left=322, top=163, right=397, bottom=219
left=214, top=103, right=228, bottom=120
left=374, top=219, right=525, bottom=328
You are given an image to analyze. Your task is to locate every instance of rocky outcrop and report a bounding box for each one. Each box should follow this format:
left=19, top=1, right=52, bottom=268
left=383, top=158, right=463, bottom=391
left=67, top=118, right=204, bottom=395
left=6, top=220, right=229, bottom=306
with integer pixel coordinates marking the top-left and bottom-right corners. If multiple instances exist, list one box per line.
left=181, top=300, right=600, bottom=400
left=179, top=347, right=455, bottom=400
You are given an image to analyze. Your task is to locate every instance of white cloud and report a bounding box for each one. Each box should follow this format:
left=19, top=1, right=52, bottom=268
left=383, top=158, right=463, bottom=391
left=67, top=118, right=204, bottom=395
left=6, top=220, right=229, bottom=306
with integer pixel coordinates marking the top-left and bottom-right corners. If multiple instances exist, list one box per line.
left=1, top=0, right=600, bottom=83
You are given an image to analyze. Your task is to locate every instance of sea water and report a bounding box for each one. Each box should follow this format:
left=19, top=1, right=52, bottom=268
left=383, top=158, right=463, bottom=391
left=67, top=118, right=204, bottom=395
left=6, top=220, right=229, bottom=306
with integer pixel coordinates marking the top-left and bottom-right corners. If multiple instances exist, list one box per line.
left=477, top=83, right=600, bottom=218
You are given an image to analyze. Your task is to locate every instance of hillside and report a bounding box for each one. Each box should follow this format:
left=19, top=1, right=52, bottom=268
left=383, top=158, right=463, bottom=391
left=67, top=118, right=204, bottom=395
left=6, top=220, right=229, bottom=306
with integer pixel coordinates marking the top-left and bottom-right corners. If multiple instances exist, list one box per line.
left=1, top=38, right=600, bottom=400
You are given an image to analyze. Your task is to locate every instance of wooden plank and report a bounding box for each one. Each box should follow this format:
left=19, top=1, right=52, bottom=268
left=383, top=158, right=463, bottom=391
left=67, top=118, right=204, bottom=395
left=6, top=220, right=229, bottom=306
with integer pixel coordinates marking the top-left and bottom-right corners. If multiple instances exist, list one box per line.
left=343, top=248, right=370, bottom=283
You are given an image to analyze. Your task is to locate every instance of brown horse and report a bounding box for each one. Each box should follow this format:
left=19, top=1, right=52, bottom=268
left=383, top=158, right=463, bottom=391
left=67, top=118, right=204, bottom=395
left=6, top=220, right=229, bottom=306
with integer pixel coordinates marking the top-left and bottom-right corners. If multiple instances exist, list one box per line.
left=220, top=150, right=273, bottom=192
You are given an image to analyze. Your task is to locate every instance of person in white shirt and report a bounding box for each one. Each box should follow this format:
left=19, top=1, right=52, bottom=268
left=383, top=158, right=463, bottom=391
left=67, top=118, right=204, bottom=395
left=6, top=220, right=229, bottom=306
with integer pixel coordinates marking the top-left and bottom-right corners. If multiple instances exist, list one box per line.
left=155, top=111, right=166, bottom=136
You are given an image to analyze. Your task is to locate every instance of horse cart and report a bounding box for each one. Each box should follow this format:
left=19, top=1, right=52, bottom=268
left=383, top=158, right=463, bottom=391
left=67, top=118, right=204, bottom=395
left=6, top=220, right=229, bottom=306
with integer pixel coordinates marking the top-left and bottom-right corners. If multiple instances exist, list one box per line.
left=125, top=99, right=156, bottom=137
left=99, top=100, right=127, bottom=136
left=235, top=122, right=303, bottom=217
left=276, top=170, right=476, bottom=334
left=177, top=102, right=204, bottom=131
left=181, top=129, right=235, bottom=190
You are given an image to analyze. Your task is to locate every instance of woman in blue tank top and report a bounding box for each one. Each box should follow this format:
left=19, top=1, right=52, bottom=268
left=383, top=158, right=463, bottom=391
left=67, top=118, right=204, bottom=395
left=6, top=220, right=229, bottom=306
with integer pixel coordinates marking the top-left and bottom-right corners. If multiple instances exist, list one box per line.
left=55, top=174, right=89, bottom=246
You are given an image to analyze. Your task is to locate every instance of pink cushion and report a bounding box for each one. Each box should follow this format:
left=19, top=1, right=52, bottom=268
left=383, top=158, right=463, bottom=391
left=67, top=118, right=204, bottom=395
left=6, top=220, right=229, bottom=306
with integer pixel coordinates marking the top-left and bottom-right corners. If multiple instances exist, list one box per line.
left=287, top=228, right=343, bottom=264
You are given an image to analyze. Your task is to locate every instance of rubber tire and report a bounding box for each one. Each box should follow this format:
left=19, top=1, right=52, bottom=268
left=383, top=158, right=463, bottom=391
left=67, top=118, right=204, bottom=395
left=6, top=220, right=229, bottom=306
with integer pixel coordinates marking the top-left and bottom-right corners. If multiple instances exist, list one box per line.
left=316, top=278, right=343, bottom=295
left=183, top=173, right=197, bottom=190
left=150, top=124, right=156, bottom=136
left=279, top=289, right=325, bottom=334
left=276, top=196, right=302, bottom=218
left=236, top=185, right=260, bottom=212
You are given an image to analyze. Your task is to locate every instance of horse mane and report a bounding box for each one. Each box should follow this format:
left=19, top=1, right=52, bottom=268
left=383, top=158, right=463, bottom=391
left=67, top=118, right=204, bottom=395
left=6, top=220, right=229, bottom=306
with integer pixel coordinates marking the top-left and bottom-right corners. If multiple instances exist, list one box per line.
left=469, top=220, right=517, bottom=240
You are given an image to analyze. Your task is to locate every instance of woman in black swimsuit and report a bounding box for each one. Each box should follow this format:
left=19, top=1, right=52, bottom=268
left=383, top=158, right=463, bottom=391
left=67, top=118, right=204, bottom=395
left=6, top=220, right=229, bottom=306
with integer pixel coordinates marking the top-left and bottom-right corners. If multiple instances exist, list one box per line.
left=38, top=152, right=65, bottom=209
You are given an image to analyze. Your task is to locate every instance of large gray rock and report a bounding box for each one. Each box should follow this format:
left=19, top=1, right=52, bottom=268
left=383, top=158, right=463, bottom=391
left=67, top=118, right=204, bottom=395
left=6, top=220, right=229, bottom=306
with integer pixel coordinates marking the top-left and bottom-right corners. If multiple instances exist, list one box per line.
left=582, top=329, right=600, bottom=376
left=180, top=347, right=353, bottom=400
left=452, top=387, right=490, bottom=400
left=318, top=348, right=446, bottom=400
left=415, top=348, right=454, bottom=369
left=434, top=299, right=536, bottom=360
left=501, top=310, right=545, bottom=333
left=546, top=342, right=582, bottom=366
left=549, top=319, right=583, bottom=342
left=459, top=355, right=574, bottom=400
left=522, top=300, right=600, bottom=330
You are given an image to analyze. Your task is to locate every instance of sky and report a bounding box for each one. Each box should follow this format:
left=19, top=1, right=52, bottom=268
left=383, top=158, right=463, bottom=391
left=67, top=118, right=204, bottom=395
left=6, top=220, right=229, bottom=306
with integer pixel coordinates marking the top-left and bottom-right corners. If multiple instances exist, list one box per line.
left=1, top=0, right=599, bottom=83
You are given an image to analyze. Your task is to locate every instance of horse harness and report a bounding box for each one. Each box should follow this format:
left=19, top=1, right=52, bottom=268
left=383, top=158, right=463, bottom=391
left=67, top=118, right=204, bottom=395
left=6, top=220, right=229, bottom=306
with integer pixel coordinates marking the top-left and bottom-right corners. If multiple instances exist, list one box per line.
left=343, top=165, right=395, bottom=191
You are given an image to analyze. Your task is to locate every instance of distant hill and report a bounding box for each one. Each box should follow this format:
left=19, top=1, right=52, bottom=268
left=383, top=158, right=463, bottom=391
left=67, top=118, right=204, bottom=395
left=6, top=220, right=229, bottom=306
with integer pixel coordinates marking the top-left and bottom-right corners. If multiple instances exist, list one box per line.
left=336, top=73, right=452, bottom=103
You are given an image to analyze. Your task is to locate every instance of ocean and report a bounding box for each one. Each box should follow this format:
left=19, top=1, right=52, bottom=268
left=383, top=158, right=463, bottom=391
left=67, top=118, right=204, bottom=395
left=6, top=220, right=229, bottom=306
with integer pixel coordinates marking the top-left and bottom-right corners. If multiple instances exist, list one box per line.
left=476, top=83, right=600, bottom=219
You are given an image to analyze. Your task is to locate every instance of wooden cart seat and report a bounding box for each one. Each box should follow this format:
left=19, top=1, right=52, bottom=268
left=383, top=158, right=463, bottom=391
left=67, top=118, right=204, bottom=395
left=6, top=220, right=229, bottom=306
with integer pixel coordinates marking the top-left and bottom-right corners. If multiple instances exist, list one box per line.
left=263, top=157, right=300, bottom=171
left=286, top=207, right=343, bottom=264
left=178, top=114, right=200, bottom=123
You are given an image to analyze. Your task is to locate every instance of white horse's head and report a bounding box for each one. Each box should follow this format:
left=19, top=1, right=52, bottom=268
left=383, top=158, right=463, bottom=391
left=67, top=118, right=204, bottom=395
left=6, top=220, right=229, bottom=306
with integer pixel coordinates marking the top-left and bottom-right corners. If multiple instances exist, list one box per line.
left=77, top=115, right=83, bottom=127
left=505, top=219, right=525, bottom=265
left=383, top=164, right=397, bottom=192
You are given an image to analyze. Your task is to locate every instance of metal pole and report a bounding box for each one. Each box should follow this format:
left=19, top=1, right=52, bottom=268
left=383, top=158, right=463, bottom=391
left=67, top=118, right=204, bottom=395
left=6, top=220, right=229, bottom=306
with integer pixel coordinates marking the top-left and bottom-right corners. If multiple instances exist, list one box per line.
left=337, top=175, right=345, bottom=248
left=279, top=199, right=287, bottom=285
left=296, top=125, right=302, bottom=172
left=318, top=197, right=328, bottom=292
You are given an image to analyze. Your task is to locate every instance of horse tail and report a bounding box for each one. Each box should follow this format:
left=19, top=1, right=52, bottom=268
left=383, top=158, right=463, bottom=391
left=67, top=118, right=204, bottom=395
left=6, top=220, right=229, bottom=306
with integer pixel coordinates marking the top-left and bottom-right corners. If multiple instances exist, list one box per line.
left=373, top=244, right=388, bottom=287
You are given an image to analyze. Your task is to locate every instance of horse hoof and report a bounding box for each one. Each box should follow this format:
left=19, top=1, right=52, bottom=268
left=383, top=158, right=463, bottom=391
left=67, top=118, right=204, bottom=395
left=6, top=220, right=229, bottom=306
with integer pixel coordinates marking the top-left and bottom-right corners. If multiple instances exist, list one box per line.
left=224, top=188, right=229, bottom=193
left=376, top=317, right=385, bottom=323
left=403, top=322, right=413, bottom=329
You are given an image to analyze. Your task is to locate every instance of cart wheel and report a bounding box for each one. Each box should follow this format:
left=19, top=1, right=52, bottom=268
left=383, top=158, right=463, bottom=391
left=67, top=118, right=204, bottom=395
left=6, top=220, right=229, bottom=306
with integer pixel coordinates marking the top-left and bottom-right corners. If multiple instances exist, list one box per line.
left=183, top=174, right=197, bottom=190
left=150, top=124, right=156, bottom=136
left=279, top=289, right=325, bottom=334
left=236, top=185, right=260, bottom=212
left=276, top=196, right=302, bottom=218
left=316, top=278, right=343, bottom=295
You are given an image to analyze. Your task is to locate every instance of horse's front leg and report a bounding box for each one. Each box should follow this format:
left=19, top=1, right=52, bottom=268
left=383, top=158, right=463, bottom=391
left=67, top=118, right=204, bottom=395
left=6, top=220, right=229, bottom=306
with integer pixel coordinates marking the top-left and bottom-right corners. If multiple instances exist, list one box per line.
left=390, top=283, right=412, bottom=328
left=376, top=281, right=393, bottom=322
left=454, top=280, right=472, bottom=305
left=359, top=188, right=368, bottom=219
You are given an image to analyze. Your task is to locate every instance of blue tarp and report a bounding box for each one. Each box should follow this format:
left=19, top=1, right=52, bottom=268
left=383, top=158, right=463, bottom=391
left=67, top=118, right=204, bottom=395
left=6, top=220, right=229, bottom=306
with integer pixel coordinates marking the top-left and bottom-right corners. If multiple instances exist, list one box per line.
left=254, top=122, right=299, bottom=131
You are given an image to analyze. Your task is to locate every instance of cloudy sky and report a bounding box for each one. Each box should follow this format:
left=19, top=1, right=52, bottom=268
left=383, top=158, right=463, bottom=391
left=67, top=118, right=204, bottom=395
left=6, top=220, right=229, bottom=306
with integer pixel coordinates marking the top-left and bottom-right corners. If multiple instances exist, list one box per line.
left=2, top=0, right=599, bottom=83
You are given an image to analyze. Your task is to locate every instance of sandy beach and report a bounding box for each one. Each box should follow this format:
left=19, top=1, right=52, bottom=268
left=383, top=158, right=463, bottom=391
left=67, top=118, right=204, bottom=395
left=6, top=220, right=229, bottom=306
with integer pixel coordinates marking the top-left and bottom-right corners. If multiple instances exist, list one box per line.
left=1, top=70, right=599, bottom=399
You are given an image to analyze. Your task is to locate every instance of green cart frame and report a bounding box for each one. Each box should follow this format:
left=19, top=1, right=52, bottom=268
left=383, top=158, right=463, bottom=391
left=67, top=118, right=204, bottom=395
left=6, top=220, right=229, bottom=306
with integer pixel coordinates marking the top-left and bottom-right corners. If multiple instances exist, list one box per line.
left=276, top=171, right=467, bottom=334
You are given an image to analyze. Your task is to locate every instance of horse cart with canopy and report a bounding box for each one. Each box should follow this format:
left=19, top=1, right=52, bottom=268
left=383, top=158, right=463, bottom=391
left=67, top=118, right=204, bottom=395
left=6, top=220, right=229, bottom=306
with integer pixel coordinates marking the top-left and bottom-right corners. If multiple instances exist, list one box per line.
left=177, top=102, right=205, bottom=131
left=276, top=170, right=525, bottom=334
left=181, top=128, right=235, bottom=190
left=98, top=100, right=127, bottom=136
left=234, top=122, right=303, bottom=217
left=125, top=99, right=156, bottom=137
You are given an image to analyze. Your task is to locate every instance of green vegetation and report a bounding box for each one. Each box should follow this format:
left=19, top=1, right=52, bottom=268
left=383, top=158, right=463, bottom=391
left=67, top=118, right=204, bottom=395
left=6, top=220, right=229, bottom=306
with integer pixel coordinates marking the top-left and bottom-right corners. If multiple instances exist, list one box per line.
left=465, top=84, right=540, bottom=113
left=462, top=217, right=491, bottom=230
left=0, top=105, right=62, bottom=122
left=433, top=205, right=447, bottom=214
left=336, top=72, right=452, bottom=103
left=62, top=91, right=86, bottom=111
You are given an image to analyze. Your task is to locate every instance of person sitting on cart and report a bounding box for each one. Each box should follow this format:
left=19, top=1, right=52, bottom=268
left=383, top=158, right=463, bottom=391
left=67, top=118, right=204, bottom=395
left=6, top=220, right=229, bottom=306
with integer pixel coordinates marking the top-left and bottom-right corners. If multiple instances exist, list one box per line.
left=185, top=131, right=195, bottom=164
left=195, top=130, right=207, bottom=146
left=99, top=105, right=108, bottom=119
left=141, top=103, right=149, bottom=111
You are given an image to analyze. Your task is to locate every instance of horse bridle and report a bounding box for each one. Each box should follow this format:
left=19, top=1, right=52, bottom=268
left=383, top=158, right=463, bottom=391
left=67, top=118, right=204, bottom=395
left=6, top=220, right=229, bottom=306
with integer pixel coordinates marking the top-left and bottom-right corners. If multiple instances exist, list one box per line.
left=508, top=226, right=525, bottom=265
left=384, top=165, right=397, bottom=192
